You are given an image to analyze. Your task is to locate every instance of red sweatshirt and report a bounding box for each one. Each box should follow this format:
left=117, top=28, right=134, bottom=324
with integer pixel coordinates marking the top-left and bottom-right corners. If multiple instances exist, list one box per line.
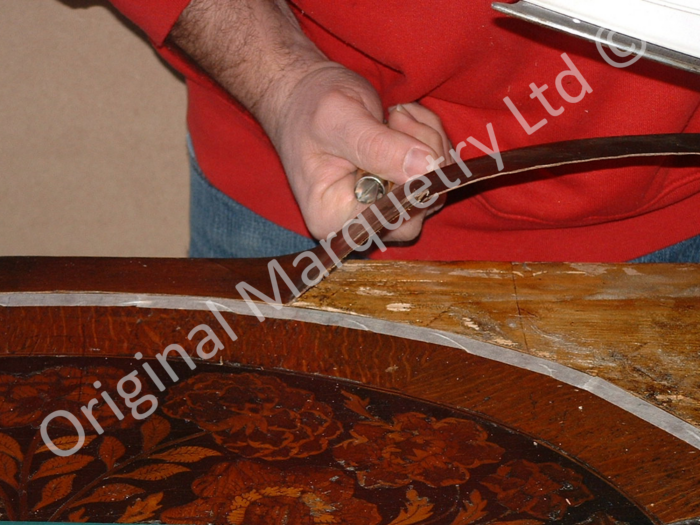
left=111, top=0, right=700, bottom=262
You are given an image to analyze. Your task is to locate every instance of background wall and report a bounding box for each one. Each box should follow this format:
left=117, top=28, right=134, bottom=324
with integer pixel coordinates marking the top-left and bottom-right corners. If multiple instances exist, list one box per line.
left=0, top=0, right=189, bottom=257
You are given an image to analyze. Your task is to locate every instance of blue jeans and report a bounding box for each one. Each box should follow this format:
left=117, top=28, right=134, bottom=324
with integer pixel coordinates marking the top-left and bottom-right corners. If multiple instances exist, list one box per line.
left=188, top=140, right=700, bottom=262
left=188, top=140, right=318, bottom=258
left=630, top=234, right=700, bottom=263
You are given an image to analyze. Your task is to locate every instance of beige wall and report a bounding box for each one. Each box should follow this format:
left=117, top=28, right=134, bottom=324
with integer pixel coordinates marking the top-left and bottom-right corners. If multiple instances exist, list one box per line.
left=0, top=0, right=189, bottom=257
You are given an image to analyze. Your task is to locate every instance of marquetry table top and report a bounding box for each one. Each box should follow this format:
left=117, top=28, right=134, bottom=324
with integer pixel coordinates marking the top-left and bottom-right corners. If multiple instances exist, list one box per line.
left=1, top=257, right=698, bottom=525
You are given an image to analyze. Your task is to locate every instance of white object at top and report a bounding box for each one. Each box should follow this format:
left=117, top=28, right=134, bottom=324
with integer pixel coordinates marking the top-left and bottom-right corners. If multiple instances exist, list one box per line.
left=523, top=0, right=700, bottom=58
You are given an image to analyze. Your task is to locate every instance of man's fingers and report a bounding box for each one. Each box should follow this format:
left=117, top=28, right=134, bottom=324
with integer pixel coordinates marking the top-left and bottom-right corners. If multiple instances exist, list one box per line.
left=320, top=101, right=438, bottom=184
left=381, top=209, right=427, bottom=242
left=387, top=104, right=449, bottom=168
left=374, top=103, right=451, bottom=242
left=396, top=102, right=452, bottom=157
left=389, top=103, right=452, bottom=159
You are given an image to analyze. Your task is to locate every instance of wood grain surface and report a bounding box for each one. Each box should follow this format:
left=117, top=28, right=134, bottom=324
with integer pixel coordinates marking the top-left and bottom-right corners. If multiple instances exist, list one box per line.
left=1, top=256, right=700, bottom=524
left=298, top=261, right=700, bottom=430
left=2, top=305, right=700, bottom=524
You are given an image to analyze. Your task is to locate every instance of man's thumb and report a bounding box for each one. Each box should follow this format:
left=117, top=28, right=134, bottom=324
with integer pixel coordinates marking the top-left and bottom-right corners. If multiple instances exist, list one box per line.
left=333, top=115, right=437, bottom=183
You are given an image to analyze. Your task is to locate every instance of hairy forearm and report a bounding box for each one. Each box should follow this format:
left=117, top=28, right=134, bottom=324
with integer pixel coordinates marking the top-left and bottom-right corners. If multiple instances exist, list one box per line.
left=170, top=0, right=327, bottom=136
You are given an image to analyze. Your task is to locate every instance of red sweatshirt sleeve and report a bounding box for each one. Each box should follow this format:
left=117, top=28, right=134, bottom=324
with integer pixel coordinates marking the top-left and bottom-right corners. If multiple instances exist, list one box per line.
left=108, top=0, right=229, bottom=100
left=109, top=0, right=192, bottom=45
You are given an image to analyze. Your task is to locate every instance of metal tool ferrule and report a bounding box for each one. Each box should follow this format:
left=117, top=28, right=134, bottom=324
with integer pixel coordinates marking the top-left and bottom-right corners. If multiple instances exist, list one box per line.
left=354, top=171, right=393, bottom=204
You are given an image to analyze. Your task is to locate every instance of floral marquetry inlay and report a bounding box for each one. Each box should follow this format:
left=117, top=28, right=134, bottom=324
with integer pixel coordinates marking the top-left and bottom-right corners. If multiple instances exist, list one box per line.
left=0, top=358, right=654, bottom=524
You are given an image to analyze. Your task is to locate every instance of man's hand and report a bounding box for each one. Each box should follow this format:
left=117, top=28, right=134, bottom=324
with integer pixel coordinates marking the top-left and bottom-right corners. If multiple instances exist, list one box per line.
left=272, top=67, right=451, bottom=241
left=171, top=0, right=450, bottom=241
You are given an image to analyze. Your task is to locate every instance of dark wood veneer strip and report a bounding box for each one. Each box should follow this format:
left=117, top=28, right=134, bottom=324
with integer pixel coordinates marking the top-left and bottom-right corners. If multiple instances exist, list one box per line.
left=0, top=256, right=282, bottom=299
